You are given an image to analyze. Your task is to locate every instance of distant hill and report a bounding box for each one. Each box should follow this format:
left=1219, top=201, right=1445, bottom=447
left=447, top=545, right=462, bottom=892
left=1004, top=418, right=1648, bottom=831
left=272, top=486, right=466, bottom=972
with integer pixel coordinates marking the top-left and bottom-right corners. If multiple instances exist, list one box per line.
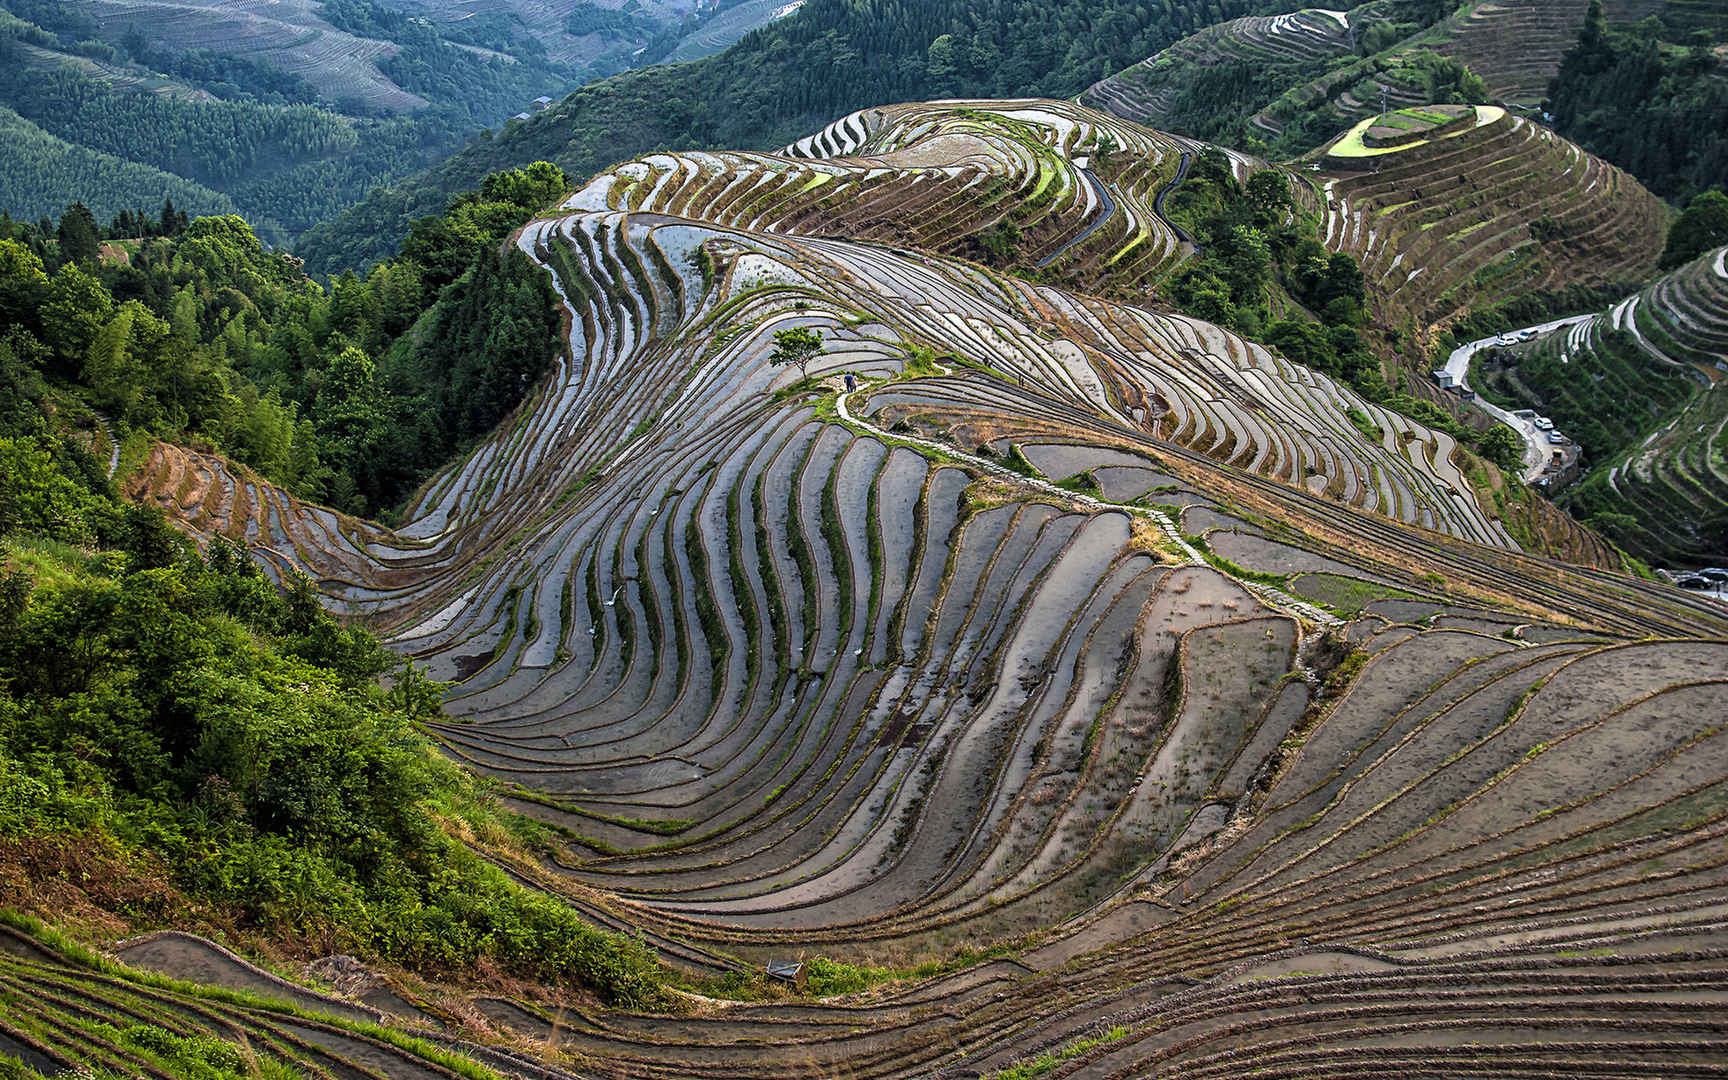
left=0, top=0, right=798, bottom=239
left=292, top=0, right=1273, bottom=276
left=0, top=0, right=560, bottom=238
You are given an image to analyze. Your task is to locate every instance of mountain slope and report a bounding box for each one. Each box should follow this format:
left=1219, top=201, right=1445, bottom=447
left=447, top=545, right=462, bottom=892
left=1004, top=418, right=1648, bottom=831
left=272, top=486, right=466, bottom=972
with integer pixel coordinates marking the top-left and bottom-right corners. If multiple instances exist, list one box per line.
left=96, top=95, right=1728, bottom=1080
left=1478, top=244, right=1728, bottom=566
left=1313, top=104, right=1669, bottom=332
left=291, top=0, right=1273, bottom=275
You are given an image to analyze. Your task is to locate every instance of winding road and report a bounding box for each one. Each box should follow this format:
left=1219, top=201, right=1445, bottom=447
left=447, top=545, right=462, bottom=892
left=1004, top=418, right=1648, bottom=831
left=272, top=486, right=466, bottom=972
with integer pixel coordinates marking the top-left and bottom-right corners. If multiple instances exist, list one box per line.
left=1440, top=314, right=1593, bottom=483
left=1152, top=150, right=1200, bottom=254
left=1032, top=147, right=1195, bottom=269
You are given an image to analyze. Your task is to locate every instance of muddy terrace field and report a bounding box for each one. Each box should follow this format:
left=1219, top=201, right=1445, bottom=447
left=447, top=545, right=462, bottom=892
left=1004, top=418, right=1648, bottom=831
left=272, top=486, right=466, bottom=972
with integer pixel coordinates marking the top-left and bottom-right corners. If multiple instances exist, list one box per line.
left=109, top=100, right=1728, bottom=1078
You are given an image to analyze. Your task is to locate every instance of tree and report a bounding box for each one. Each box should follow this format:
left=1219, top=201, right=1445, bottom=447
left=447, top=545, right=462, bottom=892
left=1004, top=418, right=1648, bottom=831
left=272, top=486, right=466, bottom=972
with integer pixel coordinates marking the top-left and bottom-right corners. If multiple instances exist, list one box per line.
left=55, top=202, right=100, bottom=265
left=40, top=263, right=114, bottom=372
left=1661, top=189, right=1728, bottom=268
left=1478, top=425, right=1525, bottom=474
left=1192, top=146, right=1234, bottom=185
left=1266, top=319, right=1338, bottom=376
left=768, top=326, right=824, bottom=382
left=0, top=436, right=96, bottom=542
left=1245, top=170, right=1290, bottom=224
left=1324, top=253, right=1365, bottom=301
left=479, top=161, right=570, bottom=210
left=84, top=302, right=157, bottom=420
left=315, top=346, right=385, bottom=463
left=1092, top=130, right=1117, bottom=166
left=0, top=239, right=49, bottom=328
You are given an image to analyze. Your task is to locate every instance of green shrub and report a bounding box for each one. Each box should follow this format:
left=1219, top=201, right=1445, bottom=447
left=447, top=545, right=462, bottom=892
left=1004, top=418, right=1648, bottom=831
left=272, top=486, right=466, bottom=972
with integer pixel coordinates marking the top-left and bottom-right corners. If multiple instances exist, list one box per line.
left=803, top=956, right=880, bottom=996
left=0, top=455, right=670, bottom=1008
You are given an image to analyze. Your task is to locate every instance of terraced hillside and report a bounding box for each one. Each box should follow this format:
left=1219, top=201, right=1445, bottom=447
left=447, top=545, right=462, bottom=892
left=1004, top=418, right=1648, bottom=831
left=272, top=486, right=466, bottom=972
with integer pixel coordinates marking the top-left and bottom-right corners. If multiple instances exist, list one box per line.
left=0, top=918, right=585, bottom=1080
left=78, top=0, right=429, bottom=112
left=1086, top=0, right=1685, bottom=155
left=1317, top=104, right=1669, bottom=333
left=94, top=97, right=1728, bottom=1079
left=1481, top=245, right=1728, bottom=567
left=1430, top=0, right=1594, bottom=103
left=1081, top=7, right=1356, bottom=130
left=564, top=96, right=1269, bottom=295
left=1425, top=0, right=1715, bottom=103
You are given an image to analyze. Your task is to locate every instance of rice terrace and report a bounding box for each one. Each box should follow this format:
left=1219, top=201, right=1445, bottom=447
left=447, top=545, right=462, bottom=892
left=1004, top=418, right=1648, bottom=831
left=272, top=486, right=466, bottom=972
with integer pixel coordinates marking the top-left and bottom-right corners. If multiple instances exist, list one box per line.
left=3, top=2, right=1728, bottom=1077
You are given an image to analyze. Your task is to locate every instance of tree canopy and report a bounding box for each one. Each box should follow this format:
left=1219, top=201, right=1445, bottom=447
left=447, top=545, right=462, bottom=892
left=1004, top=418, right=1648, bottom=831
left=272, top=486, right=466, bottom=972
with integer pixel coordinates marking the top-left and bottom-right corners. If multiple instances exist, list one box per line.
left=0, top=161, right=570, bottom=518
left=1661, top=189, right=1728, bottom=268
left=769, top=326, right=824, bottom=381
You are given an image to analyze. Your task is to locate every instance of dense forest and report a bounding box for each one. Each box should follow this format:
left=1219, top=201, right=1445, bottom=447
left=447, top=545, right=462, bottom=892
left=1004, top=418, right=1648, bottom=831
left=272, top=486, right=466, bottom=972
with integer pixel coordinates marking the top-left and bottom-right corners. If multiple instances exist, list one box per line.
left=0, top=1, right=575, bottom=240
left=0, top=104, right=239, bottom=227
left=0, top=162, right=569, bottom=519
left=0, top=62, right=359, bottom=190
left=0, top=369, right=667, bottom=1010
left=297, top=0, right=1284, bottom=274
left=1547, top=0, right=1727, bottom=202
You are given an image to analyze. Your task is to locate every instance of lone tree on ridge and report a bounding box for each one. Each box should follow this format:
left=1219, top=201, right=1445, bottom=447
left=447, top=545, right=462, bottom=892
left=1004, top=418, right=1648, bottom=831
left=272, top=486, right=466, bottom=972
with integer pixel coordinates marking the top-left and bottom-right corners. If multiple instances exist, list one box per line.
left=770, top=326, right=824, bottom=382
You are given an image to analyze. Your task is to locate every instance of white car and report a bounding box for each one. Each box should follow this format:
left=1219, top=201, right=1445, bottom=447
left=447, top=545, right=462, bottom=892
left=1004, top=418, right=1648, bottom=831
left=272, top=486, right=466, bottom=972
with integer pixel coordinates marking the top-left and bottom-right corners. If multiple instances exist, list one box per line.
left=1534, top=417, right=1554, bottom=431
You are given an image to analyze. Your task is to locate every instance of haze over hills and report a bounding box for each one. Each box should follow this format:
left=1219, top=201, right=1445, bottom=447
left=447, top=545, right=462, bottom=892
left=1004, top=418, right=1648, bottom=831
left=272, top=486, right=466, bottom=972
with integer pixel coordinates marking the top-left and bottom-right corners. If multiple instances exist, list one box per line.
left=2, top=0, right=1728, bottom=1078
left=0, top=0, right=796, bottom=236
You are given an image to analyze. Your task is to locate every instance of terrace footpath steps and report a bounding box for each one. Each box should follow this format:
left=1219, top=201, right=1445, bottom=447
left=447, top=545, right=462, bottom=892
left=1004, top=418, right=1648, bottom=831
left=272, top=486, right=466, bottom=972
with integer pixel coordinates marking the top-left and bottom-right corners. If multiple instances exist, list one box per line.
left=117, top=97, right=1728, bottom=1080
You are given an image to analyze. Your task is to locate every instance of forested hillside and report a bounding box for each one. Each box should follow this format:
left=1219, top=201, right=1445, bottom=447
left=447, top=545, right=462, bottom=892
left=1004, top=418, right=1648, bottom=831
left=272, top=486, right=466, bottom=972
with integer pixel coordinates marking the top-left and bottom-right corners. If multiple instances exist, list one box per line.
left=0, top=104, right=238, bottom=225
left=0, top=378, right=667, bottom=1012
left=297, top=0, right=1276, bottom=274
left=0, top=1, right=573, bottom=240
left=1546, top=0, right=1727, bottom=202
left=0, top=163, right=569, bottom=519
